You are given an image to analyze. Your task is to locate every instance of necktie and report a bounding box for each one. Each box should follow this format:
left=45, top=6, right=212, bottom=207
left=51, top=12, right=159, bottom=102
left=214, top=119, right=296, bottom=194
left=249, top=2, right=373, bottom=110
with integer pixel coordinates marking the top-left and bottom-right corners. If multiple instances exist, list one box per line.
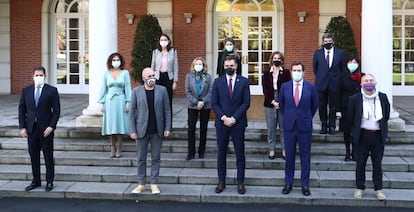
left=326, top=51, right=330, bottom=67
left=35, top=86, right=41, bottom=107
left=294, top=83, right=299, bottom=106
left=228, top=78, right=233, bottom=97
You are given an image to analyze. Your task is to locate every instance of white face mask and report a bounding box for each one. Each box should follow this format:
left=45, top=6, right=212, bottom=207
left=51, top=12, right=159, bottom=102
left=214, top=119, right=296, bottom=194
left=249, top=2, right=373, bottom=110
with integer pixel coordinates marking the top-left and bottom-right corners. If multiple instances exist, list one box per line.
left=160, top=41, right=169, bottom=48
left=34, top=76, right=45, bottom=87
left=112, top=61, right=121, bottom=68
left=145, top=78, right=156, bottom=87
left=194, top=64, right=203, bottom=72
left=225, top=45, right=234, bottom=52
left=292, top=71, right=303, bottom=82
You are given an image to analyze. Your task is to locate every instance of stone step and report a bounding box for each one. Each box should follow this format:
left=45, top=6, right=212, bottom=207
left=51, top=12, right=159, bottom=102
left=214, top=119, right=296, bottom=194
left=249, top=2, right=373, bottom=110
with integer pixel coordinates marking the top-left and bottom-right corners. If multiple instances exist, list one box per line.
left=2, top=137, right=414, bottom=157
left=0, top=164, right=413, bottom=189
left=1, top=180, right=413, bottom=208
left=1, top=126, right=414, bottom=144
left=0, top=150, right=412, bottom=173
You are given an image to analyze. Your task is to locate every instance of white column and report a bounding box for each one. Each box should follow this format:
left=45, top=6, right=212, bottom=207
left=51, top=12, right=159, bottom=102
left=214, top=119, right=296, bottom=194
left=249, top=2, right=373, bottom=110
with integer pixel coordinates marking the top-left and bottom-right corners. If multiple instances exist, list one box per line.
left=361, top=0, right=405, bottom=131
left=76, top=0, right=118, bottom=127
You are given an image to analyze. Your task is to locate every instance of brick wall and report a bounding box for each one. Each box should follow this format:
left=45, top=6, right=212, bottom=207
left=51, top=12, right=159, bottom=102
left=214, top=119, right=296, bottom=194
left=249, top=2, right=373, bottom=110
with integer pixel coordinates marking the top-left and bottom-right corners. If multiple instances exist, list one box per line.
left=117, top=0, right=147, bottom=88
left=347, top=0, right=362, bottom=61
left=10, top=0, right=42, bottom=94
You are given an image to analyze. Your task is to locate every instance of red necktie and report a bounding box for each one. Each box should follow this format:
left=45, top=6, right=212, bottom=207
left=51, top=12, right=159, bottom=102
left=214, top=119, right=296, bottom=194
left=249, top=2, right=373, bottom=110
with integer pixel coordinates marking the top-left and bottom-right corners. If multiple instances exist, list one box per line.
left=326, top=51, right=330, bottom=67
left=294, top=83, right=299, bottom=106
left=228, top=78, right=233, bottom=97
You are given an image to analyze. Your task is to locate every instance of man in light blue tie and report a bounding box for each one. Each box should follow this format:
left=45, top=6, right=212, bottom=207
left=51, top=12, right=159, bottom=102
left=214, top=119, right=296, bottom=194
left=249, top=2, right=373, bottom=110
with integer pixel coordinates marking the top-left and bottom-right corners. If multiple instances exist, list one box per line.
left=18, top=66, right=60, bottom=192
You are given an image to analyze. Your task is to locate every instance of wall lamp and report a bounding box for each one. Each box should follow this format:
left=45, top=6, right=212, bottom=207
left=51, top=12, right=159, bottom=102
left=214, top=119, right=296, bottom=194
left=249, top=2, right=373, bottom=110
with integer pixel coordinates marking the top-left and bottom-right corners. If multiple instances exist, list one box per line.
left=297, top=11, right=307, bottom=23
left=184, top=13, right=192, bottom=24
left=125, top=13, right=135, bottom=25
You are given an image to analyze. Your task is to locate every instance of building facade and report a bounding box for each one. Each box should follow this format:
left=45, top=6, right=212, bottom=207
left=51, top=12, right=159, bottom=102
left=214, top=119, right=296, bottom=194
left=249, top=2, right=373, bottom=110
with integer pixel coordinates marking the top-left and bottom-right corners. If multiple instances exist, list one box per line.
left=0, top=0, right=409, bottom=129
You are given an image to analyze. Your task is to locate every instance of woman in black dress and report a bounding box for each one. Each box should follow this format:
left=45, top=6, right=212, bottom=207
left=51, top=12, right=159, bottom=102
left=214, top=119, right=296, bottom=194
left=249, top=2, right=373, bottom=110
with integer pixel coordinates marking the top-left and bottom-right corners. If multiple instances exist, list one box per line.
left=335, top=55, right=363, bottom=162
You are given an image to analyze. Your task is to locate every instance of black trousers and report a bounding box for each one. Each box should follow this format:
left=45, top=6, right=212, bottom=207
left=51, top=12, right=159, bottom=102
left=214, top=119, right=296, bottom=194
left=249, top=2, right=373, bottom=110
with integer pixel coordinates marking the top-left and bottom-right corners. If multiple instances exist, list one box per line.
left=187, top=108, right=211, bottom=157
left=28, top=123, right=54, bottom=185
left=318, top=90, right=336, bottom=128
left=355, top=130, right=384, bottom=190
left=157, top=72, right=173, bottom=118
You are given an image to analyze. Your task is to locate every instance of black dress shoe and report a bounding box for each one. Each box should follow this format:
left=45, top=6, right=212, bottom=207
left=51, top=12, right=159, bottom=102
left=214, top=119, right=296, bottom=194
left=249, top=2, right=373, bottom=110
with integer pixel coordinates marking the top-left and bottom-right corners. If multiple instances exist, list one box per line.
left=328, top=127, right=335, bottom=135
left=268, top=155, right=275, bottom=160
left=237, top=183, right=246, bottom=194
left=186, top=155, right=194, bottom=161
left=302, top=187, right=311, bottom=196
left=25, top=183, right=41, bottom=191
left=215, top=182, right=226, bottom=193
left=282, top=185, right=292, bottom=194
left=344, top=156, right=351, bottom=162
left=45, top=183, right=53, bottom=192
left=199, top=154, right=204, bottom=159
left=320, top=128, right=327, bottom=134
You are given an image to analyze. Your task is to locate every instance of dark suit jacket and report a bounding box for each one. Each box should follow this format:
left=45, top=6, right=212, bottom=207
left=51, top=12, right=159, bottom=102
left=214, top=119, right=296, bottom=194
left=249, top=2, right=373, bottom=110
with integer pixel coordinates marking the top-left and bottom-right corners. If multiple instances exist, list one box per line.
left=262, top=67, right=291, bottom=107
left=18, top=84, right=60, bottom=134
left=211, top=74, right=250, bottom=128
left=335, top=71, right=362, bottom=112
left=279, top=80, right=319, bottom=132
left=129, top=85, right=172, bottom=138
left=348, top=92, right=390, bottom=144
left=312, top=47, right=345, bottom=92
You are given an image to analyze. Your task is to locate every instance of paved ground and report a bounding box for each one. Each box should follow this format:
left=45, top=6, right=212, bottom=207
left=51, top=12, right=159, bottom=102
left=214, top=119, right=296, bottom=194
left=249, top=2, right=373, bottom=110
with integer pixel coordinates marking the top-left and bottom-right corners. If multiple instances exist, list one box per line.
left=1, top=94, right=413, bottom=131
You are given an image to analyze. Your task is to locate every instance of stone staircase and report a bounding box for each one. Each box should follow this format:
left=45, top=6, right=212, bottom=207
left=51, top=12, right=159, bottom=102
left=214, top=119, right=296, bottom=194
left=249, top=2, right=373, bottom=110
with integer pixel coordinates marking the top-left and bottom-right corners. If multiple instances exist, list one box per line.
left=0, top=126, right=414, bottom=208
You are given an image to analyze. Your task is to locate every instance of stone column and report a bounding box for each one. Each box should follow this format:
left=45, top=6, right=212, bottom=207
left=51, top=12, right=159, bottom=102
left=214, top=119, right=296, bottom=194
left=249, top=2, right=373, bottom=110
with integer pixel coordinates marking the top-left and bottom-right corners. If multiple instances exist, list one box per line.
left=361, top=0, right=405, bottom=131
left=76, top=0, right=118, bottom=127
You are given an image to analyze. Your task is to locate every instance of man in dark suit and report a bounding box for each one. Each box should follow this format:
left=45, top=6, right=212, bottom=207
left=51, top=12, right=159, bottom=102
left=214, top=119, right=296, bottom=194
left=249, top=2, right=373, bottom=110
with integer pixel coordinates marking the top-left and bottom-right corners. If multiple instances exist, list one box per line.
left=129, top=67, right=171, bottom=194
left=348, top=74, right=390, bottom=201
left=18, top=66, right=60, bottom=192
left=212, top=55, right=250, bottom=194
left=279, top=62, right=318, bottom=196
left=313, top=32, right=345, bottom=134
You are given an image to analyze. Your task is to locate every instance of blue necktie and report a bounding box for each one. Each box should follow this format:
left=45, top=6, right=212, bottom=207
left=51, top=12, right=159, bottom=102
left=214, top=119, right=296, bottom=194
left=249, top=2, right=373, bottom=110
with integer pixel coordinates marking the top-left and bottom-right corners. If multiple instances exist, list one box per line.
left=35, top=86, right=41, bottom=107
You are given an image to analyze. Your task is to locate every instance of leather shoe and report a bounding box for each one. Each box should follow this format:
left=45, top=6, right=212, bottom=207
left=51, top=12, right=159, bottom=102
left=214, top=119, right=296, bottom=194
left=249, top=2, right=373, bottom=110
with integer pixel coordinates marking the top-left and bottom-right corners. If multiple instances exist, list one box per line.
left=282, top=185, right=292, bottom=194
left=319, top=127, right=327, bottom=134
left=302, top=187, right=311, bottom=196
left=215, top=182, right=226, bottom=193
left=199, top=154, right=204, bottom=159
left=186, top=155, right=194, bottom=161
left=237, top=183, right=246, bottom=194
left=25, top=183, right=41, bottom=191
left=328, top=127, right=335, bottom=135
left=45, top=183, right=53, bottom=192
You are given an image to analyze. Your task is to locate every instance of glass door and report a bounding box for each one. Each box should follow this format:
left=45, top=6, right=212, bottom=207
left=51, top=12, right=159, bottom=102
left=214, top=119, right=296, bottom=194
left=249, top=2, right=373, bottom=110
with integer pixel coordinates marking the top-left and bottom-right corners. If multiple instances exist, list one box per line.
left=53, top=0, right=89, bottom=94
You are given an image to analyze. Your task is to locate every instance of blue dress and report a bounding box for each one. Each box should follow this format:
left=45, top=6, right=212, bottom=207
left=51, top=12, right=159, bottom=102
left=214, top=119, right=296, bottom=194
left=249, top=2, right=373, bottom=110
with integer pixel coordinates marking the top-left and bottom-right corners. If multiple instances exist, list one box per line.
left=98, top=70, right=131, bottom=135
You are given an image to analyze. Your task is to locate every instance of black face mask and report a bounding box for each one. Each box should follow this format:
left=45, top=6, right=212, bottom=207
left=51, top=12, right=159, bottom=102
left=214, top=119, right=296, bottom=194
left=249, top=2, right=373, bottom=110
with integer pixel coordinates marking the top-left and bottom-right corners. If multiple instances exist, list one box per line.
left=225, top=68, right=235, bottom=75
left=273, top=60, right=282, bottom=67
left=323, top=42, right=333, bottom=50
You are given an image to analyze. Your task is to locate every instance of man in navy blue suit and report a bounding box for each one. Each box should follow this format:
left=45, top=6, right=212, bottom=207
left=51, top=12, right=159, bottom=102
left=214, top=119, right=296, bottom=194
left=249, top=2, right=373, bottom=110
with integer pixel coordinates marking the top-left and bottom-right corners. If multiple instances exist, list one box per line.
left=18, top=66, right=60, bottom=192
left=212, top=55, right=250, bottom=194
left=279, top=62, right=318, bottom=196
left=313, top=33, right=345, bottom=134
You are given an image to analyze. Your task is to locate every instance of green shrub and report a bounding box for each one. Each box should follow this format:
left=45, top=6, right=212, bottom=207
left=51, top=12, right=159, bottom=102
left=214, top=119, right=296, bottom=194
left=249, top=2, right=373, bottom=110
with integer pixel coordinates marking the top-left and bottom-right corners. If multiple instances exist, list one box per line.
left=130, top=14, right=163, bottom=83
left=325, top=16, right=358, bottom=58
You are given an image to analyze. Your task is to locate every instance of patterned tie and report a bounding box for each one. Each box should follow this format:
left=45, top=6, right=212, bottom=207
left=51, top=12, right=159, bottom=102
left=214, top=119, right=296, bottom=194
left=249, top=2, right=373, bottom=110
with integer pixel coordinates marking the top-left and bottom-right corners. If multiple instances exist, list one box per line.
left=294, top=83, right=299, bottom=106
left=35, top=86, right=41, bottom=107
left=228, top=78, right=233, bottom=97
left=326, top=51, right=330, bottom=67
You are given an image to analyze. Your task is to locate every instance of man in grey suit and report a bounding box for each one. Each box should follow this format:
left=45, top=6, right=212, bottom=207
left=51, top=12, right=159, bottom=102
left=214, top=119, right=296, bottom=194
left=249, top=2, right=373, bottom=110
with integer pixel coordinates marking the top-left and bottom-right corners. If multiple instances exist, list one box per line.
left=129, top=67, right=172, bottom=194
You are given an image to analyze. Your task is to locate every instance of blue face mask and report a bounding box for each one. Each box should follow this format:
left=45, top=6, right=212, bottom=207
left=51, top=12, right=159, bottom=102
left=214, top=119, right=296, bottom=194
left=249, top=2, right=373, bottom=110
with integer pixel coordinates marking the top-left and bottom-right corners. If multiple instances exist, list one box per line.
left=225, top=45, right=234, bottom=52
left=194, top=64, right=203, bottom=72
left=347, top=63, right=359, bottom=73
left=292, top=71, right=303, bottom=81
left=112, top=61, right=121, bottom=68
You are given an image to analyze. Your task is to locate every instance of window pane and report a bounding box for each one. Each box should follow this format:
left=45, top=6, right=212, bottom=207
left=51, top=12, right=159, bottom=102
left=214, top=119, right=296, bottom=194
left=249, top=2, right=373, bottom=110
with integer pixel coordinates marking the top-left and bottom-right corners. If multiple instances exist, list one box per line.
left=406, top=74, right=414, bottom=85
left=406, top=39, right=414, bottom=49
left=405, top=63, right=414, bottom=72
left=406, top=15, right=414, bottom=26
left=231, top=17, right=243, bottom=39
left=406, top=1, right=414, bottom=9
left=394, top=39, right=402, bottom=49
left=406, top=27, right=414, bottom=37
left=393, top=51, right=402, bottom=61
left=216, top=0, right=231, bottom=12
left=393, top=63, right=401, bottom=74
left=393, top=0, right=405, bottom=9
left=233, top=0, right=258, bottom=12
left=262, top=16, right=272, bottom=27
left=405, top=51, right=414, bottom=61
left=393, top=15, right=402, bottom=25
left=260, top=0, right=275, bottom=11
left=393, top=74, right=402, bottom=85
left=394, top=27, right=402, bottom=38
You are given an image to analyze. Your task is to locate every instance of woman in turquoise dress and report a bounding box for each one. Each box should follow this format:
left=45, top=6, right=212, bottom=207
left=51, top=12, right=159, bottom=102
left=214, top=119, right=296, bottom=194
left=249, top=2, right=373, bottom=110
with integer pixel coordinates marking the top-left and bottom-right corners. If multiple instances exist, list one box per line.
left=98, top=53, right=131, bottom=158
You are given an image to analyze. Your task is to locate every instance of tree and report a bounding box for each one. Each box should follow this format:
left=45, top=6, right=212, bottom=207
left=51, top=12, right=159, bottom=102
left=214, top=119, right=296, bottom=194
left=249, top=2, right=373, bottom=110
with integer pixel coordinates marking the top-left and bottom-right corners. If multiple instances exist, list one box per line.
left=325, top=16, right=358, bottom=58
left=130, top=14, right=163, bottom=83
